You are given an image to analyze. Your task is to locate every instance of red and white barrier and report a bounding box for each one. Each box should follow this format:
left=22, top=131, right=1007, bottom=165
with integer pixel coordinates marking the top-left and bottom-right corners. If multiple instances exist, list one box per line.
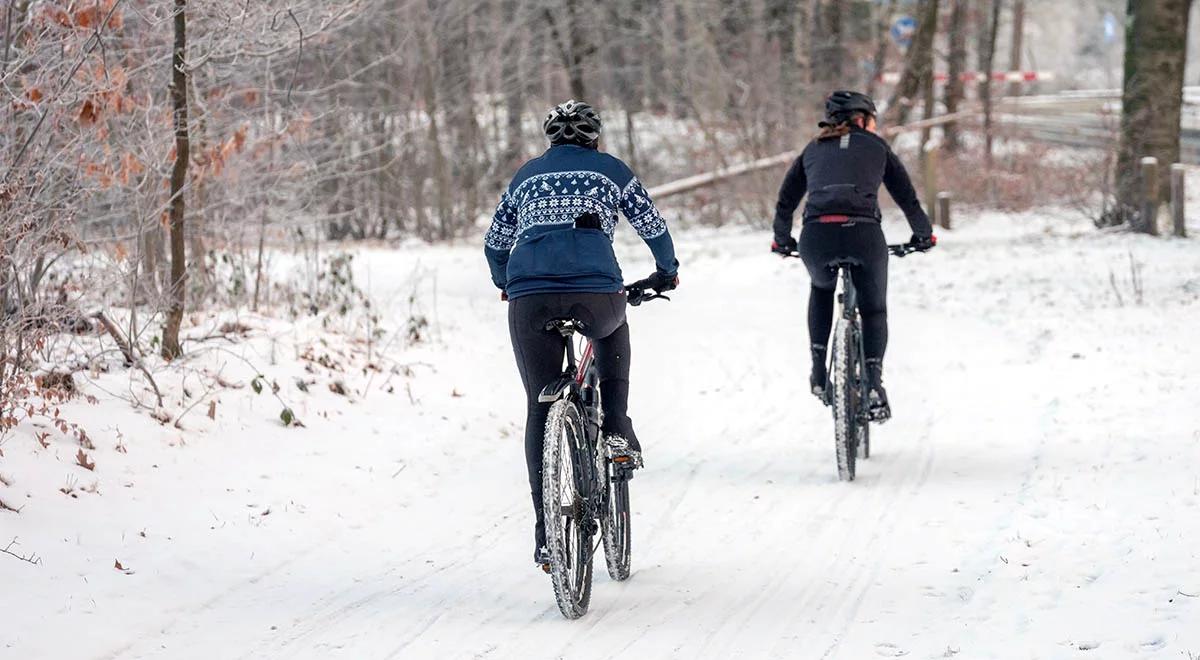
left=878, top=71, right=1056, bottom=85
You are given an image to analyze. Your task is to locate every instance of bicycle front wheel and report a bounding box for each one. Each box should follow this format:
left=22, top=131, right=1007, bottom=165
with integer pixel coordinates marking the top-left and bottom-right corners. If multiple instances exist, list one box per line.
left=830, top=319, right=859, bottom=481
left=542, top=399, right=594, bottom=619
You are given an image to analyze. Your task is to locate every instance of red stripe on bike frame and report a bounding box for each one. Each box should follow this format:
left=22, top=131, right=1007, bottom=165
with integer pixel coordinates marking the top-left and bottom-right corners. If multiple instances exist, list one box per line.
left=576, top=340, right=595, bottom=384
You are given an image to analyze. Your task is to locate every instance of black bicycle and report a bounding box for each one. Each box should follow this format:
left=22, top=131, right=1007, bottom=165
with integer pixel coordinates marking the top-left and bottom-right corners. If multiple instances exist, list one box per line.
left=785, top=241, right=930, bottom=481
left=538, top=279, right=668, bottom=619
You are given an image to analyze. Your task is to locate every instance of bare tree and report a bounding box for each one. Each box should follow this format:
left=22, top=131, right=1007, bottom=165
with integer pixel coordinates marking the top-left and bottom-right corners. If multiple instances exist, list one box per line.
left=884, top=0, right=940, bottom=127
left=866, top=0, right=899, bottom=99
left=810, top=0, right=845, bottom=92
left=1006, top=0, right=1026, bottom=96
left=977, top=0, right=1002, bottom=169
left=943, top=0, right=969, bottom=152
left=161, top=0, right=191, bottom=360
left=1110, top=0, right=1196, bottom=231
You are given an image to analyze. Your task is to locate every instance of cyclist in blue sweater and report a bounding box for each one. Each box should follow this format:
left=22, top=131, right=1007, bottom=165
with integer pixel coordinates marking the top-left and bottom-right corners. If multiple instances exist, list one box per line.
left=485, top=100, right=679, bottom=566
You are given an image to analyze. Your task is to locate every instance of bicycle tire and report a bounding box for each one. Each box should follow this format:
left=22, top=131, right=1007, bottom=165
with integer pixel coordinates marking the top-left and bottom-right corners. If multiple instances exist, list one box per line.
left=854, top=323, right=870, bottom=460
left=582, top=370, right=633, bottom=583
left=830, top=318, right=857, bottom=481
left=542, top=399, right=594, bottom=619
left=600, top=459, right=632, bottom=581
left=856, top=414, right=870, bottom=460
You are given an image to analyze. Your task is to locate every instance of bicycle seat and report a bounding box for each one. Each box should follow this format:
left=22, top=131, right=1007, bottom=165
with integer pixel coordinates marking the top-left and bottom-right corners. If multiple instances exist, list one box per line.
left=824, top=256, right=864, bottom=270
left=545, top=318, right=586, bottom=336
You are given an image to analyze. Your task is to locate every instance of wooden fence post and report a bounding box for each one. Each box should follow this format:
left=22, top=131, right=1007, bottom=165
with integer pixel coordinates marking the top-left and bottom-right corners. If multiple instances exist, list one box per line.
left=1170, top=164, right=1186, bottom=238
left=1140, top=157, right=1159, bottom=235
left=937, top=192, right=953, bottom=230
left=923, top=141, right=939, bottom=226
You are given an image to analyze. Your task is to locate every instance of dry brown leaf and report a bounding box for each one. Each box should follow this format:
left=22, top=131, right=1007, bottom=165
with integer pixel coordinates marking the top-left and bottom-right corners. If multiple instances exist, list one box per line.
left=75, top=449, right=95, bottom=471
left=206, top=400, right=217, bottom=420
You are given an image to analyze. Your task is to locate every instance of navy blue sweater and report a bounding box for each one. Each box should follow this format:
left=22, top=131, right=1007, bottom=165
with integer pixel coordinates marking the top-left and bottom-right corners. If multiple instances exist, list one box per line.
left=484, top=144, right=679, bottom=300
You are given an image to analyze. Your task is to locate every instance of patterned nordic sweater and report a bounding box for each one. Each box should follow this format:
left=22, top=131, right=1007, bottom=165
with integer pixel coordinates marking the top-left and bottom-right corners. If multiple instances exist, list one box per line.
left=484, top=144, right=678, bottom=300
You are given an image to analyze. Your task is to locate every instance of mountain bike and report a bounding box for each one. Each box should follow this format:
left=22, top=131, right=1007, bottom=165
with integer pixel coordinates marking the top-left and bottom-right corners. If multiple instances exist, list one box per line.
left=784, top=241, right=930, bottom=481
left=538, top=280, right=669, bottom=619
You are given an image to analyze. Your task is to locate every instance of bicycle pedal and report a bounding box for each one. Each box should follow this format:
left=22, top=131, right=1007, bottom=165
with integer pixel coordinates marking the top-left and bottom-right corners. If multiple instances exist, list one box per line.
left=611, top=463, right=635, bottom=481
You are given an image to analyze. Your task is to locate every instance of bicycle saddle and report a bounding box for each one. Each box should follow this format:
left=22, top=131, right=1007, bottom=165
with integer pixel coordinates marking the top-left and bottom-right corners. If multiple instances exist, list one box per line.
left=824, top=256, right=864, bottom=270
left=545, top=318, right=586, bottom=336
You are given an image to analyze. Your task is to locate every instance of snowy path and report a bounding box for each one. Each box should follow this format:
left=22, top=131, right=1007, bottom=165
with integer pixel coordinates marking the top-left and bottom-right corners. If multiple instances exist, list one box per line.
left=4, top=213, right=1199, bottom=659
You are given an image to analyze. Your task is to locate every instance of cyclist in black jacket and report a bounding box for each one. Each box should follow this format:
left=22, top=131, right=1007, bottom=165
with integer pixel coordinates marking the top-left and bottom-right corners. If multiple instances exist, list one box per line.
left=771, top=91, right=935, bottom=420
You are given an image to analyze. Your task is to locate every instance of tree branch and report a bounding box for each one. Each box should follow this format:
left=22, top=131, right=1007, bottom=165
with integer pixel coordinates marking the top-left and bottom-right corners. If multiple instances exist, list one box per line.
left=2, top=538, right=42, bottom=565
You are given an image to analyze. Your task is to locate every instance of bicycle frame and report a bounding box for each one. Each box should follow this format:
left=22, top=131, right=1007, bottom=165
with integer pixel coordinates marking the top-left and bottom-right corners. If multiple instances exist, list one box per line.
left=833, top=266, right=862, bottom=370
left=541, top=325, right=605, bottom=490
left=537, top=329, right=597, bottom=402
left=828, top=266, right=870, bottom=422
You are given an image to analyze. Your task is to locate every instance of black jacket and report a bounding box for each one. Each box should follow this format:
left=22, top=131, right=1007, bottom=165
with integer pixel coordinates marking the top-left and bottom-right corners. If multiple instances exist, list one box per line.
left=773, top=127, right=933, bottom=241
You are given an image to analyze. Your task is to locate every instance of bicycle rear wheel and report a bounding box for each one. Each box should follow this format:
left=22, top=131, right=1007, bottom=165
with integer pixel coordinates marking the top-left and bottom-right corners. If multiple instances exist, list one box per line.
left=600, top=458, right=632, bottom=581
left=542, top=399, right=594, bottom=619
left=830, top=319, right=859, bottom=481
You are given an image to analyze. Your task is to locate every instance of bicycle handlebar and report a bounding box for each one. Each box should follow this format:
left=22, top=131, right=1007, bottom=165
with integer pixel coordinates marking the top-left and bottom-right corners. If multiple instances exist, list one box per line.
left=625, top=281, right=672, bottom=307
left=776, top=242, right=932, bottom=260
left=887, top=242, right=932, bottom=258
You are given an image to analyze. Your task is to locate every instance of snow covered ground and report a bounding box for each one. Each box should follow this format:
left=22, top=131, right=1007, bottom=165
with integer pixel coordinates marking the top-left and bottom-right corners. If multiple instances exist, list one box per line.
left=2, top=209, right=1199, bottom=659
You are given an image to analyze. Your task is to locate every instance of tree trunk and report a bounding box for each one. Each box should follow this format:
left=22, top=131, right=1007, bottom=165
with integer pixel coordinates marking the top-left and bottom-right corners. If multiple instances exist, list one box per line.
left=501, top=0, right=524, bottom=169
left=943, top=0, right=969, bottom=152
left=161, top=0, right=189, bottom=360
left=1006, top=0, right=1025, bottom=97
left=810, top=0, right=845, bottom=91
left=435, top=0, right=478, bottom=234
left=544, top=0, right=593, bottom=100
left=884, top=0, right=940, bottom=127
left=766, top=0, right=798, bottom=102
left=865, top=0, right=899, bottom=99
left=608, top=0, right=641, bottom=168
left=978, top=0, right=1001, bottom=169
left=417, top=22, right=451, bottom=240
left=1112, top=0, right=1195, bottom=231
left=794, top=0, right=812, bottom=92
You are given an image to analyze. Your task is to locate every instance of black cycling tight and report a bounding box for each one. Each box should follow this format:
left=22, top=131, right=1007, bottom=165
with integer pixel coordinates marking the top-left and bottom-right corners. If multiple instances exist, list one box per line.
left=799, top=221, right=889, bottom=362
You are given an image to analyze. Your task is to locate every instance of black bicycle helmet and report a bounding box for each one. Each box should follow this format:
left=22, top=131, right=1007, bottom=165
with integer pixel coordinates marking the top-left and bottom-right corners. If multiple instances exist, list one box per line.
left=821, top=90, right=878, bottom=126
left=543, top=100, right=602, bottom=145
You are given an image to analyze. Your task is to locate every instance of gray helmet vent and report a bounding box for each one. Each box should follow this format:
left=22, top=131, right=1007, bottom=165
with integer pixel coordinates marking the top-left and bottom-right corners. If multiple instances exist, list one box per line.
left=543, top=100, right=602, bottom=144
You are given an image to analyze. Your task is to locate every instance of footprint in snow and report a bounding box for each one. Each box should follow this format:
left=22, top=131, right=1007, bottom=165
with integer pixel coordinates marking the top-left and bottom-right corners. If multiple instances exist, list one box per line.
left=874, top=642, right=908, bottom=657
left=1077, top=640, right=1101, bottom=651
left=1139, top=636, right=1165, bottom=651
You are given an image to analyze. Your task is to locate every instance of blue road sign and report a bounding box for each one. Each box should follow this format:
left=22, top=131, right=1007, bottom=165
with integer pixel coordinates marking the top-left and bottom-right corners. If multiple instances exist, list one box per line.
left=890, top=15, right=917, bottom=49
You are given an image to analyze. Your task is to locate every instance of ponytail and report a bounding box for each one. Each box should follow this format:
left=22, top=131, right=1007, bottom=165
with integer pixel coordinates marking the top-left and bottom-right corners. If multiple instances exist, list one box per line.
left=815, top=110, right=868, bottom=141
left=816, top=122, right=853, bottom=141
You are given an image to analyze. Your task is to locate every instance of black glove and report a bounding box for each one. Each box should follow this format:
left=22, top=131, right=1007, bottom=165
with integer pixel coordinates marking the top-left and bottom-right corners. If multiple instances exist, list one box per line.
left=639, top=270, right=679, bottom=293
left=910, top=234, right=937, bottom=252
left=772, top=236, right=798, bottom=255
